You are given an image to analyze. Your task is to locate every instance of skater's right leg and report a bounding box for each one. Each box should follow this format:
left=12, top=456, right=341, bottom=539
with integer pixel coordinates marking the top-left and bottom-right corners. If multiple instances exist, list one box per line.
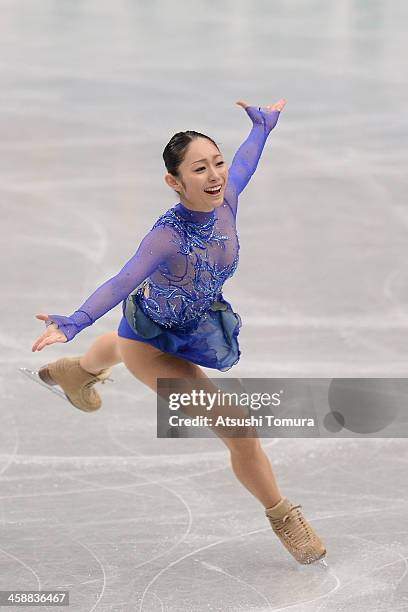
left=38, top=330, right=120, bottom=411
left=79, top=331, right=122, bottom=374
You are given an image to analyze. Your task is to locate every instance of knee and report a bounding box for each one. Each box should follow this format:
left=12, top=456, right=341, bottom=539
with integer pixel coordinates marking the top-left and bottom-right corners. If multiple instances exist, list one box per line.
left=226, top=435, right=262, bottom=458
left=112, top=332, right=122, bottom=360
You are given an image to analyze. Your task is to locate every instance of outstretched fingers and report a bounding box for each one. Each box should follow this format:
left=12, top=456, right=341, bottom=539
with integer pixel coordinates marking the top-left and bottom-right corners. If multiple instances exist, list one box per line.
left=265, top=98, right=287, bottom=112
left=236, top=100, right=250, bottom=109
left=236, top=98, right=287, bottom=112
left=32, top=330, right=50, bottom=352
left=32, top=332, right=65, bottom=352
left=32, top=313, right=67, bottom=351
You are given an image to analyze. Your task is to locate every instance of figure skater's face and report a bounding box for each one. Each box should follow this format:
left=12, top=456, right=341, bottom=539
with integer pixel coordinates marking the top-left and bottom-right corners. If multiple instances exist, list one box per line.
left=165, top=138, right=228, bottom=212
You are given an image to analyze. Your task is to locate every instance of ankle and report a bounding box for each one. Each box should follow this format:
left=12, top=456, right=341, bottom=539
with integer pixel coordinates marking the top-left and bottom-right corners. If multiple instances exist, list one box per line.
left=79, top=357, right=102, bottom=376
left=265, top=496, right=284, bottom=511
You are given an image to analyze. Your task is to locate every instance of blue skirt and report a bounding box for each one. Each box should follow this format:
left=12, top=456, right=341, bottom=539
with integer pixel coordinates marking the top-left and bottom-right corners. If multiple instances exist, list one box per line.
left=117, top=291, right=241, bottom=372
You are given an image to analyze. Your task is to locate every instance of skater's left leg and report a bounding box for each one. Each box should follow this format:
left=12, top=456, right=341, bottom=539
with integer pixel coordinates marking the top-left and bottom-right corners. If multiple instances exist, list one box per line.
left=79, top=331, right=122, bottom=375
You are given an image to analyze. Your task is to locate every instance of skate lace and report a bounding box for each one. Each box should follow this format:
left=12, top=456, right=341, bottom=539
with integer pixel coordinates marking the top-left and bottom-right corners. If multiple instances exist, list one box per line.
left=84, top=375, right=114, bottom=389
left=271, top=504, right=314, bottom=547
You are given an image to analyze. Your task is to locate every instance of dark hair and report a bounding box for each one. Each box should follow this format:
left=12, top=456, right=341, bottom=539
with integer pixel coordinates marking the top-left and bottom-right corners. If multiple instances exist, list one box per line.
left=163, top=130, right=219, bottom=176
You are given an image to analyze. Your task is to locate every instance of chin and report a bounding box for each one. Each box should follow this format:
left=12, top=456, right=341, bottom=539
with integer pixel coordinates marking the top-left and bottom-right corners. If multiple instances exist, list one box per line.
left=204, top=192, right=225, bottom=208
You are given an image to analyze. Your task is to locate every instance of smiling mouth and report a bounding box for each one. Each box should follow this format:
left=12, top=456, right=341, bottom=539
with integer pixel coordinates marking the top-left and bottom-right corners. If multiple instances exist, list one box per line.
left=204, top=185, right=222, bottom=195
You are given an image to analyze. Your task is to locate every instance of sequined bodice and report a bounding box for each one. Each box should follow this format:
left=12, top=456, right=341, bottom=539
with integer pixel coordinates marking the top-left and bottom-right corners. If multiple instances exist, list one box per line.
left=137, top=202, right=240, bottom=330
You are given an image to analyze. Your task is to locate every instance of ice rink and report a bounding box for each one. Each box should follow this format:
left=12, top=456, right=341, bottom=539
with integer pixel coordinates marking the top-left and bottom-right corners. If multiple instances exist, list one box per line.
left=1, top=0, right=408, bottom=610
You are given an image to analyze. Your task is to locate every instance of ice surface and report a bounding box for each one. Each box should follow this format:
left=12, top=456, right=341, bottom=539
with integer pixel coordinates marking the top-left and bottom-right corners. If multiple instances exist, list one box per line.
left=1, top=0, right=407, bottom=610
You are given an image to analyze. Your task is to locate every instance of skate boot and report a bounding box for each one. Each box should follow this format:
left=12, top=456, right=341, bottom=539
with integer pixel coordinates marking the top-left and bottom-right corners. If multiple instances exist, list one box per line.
left=265, top=497, right=326, bottom=564
left=38, top=357, right=112, bottom=412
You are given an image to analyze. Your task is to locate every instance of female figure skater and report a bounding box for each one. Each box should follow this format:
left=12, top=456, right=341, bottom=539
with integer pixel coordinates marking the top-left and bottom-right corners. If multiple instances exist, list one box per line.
left=31, top=99, right=326, bottom=565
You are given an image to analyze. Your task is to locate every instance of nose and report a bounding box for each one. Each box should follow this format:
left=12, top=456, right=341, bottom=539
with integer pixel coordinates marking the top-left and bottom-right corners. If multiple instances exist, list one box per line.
left=208, top=165, right=221, bottom=182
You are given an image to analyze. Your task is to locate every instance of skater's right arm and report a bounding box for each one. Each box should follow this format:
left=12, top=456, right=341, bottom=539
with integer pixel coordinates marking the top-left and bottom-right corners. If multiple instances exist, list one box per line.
left=32, top=224, right=178, bottom=351
left=223, top=99, right=286, bottom=218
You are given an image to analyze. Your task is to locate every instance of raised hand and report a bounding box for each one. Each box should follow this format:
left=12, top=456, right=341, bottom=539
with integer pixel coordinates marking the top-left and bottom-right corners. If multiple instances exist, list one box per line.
left=236, top=98, right=287, bottom=112
left=32, top=313, right=67, bottom=352
left=236, top=98, right=287, bottom=131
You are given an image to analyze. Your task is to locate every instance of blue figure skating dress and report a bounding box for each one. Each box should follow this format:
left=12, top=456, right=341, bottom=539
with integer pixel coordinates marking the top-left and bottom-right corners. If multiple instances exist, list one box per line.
left=45, top=106, right=281, bottom=371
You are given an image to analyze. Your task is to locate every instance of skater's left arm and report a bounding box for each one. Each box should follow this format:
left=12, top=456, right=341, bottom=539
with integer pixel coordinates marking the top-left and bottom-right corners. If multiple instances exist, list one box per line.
left=224, top=99, right=286, bottom=218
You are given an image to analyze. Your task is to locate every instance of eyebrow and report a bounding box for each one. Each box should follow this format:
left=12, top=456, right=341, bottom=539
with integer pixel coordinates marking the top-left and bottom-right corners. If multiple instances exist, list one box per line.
left=191, top=154, right=223, bottom=166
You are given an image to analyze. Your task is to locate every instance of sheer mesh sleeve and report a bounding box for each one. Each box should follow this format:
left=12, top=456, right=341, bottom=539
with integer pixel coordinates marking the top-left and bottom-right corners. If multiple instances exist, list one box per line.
left=45, top=224, right=178, bottom=342
left=224, top=106, right=281, bottom=217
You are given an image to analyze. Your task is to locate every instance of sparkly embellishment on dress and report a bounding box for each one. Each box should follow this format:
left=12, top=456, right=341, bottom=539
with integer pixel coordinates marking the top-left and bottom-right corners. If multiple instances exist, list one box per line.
left=153, top=205, right=228, bottom=252
left=137, top=202, right=240, bottom=331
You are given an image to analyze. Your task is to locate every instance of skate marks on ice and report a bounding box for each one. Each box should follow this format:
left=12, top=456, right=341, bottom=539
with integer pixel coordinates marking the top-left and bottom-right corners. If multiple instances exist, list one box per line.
left=138, top=525, right=333, bottom=612
left=0, top=396, right=19, bottom=478
left=0, top=451, right=193, bottom=612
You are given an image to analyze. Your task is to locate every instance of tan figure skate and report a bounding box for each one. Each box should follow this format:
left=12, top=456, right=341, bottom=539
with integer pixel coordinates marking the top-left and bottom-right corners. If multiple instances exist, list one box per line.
left=38, top=356, right=112, bottom=412
left=266, top=497, right=326, bottom=564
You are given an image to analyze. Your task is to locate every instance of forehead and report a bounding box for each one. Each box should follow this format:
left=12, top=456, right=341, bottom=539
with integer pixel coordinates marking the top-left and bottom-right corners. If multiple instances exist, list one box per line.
left=183, top=138, right=222, bottom=164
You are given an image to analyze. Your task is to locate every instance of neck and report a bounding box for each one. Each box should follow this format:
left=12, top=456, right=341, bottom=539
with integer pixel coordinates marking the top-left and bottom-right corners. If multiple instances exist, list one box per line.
left=175, top=201, right=215, bottom=225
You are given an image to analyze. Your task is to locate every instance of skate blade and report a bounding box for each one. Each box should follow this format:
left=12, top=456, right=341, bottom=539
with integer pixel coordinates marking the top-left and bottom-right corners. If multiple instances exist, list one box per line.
left=318, top=558, right=329, bottom=567
left=18, top=367, right=69, bottom=402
